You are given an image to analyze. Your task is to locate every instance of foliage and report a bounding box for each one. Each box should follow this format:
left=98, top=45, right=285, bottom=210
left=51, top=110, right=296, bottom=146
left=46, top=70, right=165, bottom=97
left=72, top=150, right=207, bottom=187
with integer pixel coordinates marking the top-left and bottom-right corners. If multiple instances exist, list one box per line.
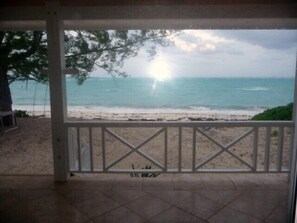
left=0, top=31, right=48, bottom=84
left=65, top=30, right=177, bottom=84
left=130, top=164, right=160, bottom=178
left=251, top=103, right=293, bottom=121
left=0, top=30, right=178, bottom=112
left=14, top=110, right=30, bottom=117
left=0, top=30, right=177, bottom=85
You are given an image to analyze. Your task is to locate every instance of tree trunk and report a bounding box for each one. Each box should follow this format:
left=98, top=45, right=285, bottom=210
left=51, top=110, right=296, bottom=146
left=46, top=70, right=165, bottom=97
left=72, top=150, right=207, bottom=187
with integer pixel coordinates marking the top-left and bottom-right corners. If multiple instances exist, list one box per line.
left=0, top=67, right=13, bottom=125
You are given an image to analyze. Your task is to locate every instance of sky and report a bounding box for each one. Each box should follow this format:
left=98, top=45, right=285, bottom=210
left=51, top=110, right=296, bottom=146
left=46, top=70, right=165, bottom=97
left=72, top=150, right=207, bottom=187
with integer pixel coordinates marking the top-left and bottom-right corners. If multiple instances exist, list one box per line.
left=92, top=30, right=297, bottom=79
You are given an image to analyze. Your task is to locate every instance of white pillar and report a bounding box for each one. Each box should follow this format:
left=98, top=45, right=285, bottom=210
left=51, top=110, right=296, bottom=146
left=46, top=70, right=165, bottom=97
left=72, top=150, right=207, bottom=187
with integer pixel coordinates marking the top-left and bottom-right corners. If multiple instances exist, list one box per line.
left=46, top=2, right=69, bottom=182
left=289, top=52, right=297, bottom=222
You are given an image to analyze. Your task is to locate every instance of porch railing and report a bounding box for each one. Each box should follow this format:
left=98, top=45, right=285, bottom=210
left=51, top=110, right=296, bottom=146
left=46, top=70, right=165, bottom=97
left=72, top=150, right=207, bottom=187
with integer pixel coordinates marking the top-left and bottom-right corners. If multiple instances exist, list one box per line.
left=66, top=121, right=294, bottom=174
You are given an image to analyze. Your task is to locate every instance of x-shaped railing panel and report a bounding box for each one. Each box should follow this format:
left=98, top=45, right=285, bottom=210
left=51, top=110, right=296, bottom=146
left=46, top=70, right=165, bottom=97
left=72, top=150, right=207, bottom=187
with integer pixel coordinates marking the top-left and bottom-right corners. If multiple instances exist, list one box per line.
left=195, top=127, right=254, bottom=170
left=104, top=128, right=165, bottom=171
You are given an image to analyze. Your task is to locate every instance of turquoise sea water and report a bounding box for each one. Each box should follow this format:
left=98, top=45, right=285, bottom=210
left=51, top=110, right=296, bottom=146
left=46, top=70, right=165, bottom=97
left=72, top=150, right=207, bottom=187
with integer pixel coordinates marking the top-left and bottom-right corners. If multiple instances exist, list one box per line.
left=10, top=77, right=294, bottom=114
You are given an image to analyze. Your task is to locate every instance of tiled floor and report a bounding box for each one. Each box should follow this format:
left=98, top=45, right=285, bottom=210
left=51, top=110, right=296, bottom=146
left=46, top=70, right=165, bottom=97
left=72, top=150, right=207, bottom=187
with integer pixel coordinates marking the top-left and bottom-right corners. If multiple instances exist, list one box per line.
left=0, top=174, right=289, bottom=223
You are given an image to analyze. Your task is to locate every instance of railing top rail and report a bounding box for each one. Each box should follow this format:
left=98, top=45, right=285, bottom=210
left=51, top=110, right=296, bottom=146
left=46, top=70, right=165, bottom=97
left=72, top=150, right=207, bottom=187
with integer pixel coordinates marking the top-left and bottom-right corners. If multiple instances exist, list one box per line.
left=65, top=120, right=294, bottom=128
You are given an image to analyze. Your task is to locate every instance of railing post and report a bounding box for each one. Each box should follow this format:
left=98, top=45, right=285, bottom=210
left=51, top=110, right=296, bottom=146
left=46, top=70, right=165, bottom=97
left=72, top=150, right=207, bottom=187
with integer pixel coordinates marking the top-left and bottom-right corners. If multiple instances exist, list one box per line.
left=77, top=127, right=81, bottom=172
left=46, top=2, right=69, bottom=182
left=252, top=127, right=258, bottom=172
left=164, top=127, right=168, bottom=172
left=192, top=127, right=196, bottom=172
left=264, top=127, right=271, bottom=172
left=89, top=127, right=94, bottom=172
left=277, top=127, right=284, bottom=172
left=102, top=127, right=106, bottom=172
left=178, top=127, right=182, bottom=172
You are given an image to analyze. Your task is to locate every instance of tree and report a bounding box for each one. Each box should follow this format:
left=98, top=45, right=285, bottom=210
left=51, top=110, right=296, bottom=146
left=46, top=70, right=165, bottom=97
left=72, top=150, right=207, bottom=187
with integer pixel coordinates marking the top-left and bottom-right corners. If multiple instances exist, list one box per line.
left=0, top=30, right=177, bottom=114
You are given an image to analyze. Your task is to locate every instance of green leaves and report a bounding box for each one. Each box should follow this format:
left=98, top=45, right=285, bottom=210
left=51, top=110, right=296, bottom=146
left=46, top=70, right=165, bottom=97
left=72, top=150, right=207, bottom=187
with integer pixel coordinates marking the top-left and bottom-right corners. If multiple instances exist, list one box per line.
left=251, top=103, right=293, bottom=120
left=64, top=30, right=177, bottom=83
left=1, top=29, right=178, bottom=85
left=0, top=31, right=48, bottom=84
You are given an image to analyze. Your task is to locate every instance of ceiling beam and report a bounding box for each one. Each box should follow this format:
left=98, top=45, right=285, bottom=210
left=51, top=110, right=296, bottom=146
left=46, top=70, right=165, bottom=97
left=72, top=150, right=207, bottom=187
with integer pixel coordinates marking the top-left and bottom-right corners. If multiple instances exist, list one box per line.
left=0, top=4, right=296, bottom=30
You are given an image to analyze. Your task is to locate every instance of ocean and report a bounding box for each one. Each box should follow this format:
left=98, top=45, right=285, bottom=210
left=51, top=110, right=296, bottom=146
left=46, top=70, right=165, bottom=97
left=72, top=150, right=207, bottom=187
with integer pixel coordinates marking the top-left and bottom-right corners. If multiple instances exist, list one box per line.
left=10, top=77, right=294, bottom=116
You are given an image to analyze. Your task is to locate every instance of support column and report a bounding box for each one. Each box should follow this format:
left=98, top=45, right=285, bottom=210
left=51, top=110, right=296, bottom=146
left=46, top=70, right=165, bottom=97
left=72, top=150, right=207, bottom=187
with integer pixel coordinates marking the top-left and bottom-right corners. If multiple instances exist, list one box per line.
left=289, top=52, right=297, bottom=222
left=46, top=2, right=69, bottom=182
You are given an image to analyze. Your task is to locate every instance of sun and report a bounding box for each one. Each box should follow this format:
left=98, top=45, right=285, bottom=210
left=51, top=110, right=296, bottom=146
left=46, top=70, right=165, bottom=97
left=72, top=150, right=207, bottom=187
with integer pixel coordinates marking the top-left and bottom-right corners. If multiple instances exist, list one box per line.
left=149, top=59, right=172, bottom=81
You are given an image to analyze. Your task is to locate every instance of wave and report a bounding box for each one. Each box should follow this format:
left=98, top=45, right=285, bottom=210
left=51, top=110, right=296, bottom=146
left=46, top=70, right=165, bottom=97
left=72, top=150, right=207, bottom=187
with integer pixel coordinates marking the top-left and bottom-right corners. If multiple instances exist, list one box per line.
left=241, top=87, right=269, bottom=91
left=66, top=105, right=263, bottom=116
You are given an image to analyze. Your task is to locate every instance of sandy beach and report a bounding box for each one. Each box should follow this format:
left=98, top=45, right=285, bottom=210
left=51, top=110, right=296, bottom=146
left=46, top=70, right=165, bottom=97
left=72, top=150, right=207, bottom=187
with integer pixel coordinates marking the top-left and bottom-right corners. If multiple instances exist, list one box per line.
left=0, top=111, right=292, bottom=175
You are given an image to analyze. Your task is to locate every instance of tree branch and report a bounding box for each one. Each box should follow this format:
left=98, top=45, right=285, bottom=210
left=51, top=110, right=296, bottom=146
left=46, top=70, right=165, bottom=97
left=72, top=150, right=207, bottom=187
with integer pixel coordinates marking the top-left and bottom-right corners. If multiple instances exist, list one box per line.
left=10, top=32, right=44, bottom=63
left=65, top=31, right=176, bottom=58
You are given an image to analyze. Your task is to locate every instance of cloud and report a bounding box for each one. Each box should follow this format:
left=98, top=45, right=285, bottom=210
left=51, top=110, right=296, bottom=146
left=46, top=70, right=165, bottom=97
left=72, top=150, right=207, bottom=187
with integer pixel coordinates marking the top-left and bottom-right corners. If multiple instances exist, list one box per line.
left=184, top=30, right=230, bottom=43
left=172, top=30, right=232, bottom=54
left=172, top=36, right=198, bottom=52
left=92, top=30, right=297, bottom=78
left=199, top=43, right=216, bottom=52
left=215, top=30, right=297, bottom=50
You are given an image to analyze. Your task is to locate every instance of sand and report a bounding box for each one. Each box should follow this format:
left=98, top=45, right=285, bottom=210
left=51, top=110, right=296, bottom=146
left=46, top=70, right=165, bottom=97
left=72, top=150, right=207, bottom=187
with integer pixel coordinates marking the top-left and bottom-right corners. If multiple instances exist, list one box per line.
left=0, top=112, right=293, bottom=175
left=0, top=118, right=53, bottom=175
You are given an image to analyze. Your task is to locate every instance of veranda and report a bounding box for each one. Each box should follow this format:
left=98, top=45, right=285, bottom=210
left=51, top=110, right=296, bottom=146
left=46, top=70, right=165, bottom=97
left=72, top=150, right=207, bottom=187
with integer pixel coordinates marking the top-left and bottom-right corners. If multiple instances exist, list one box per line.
left=1, top=1, right=297, bottom=222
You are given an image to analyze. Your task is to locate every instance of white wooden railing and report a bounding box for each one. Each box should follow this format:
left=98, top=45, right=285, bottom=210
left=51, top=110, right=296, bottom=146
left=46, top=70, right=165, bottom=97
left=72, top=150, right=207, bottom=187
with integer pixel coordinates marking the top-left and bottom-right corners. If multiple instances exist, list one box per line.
left=66, top=121, right=294, bottom=174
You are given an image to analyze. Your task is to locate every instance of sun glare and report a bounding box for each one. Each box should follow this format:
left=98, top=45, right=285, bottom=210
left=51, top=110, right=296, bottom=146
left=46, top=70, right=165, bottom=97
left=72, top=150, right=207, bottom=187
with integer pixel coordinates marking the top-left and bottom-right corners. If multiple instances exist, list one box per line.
left=149, top=59, right=172, bottom=81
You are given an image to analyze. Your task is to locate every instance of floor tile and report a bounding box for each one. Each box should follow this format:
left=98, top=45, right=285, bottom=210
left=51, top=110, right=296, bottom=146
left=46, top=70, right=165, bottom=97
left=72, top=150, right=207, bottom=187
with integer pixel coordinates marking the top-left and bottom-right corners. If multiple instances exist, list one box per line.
left=229, top=175, right=264, bottom=189
left=200, top=175, right=236, bottom=189
left=92, top=207, right=145, bottom=223
left=146, top=190, right=193, bottom=206
left=278, top=190, right=289, bottom=207
left=0, top=175, right=291, bottom=223
left=57, top=189, right=102, bottom=204
left=173, top=174, right=204, bottom=189
left=175, top=193, right=224, bottom=220
left=0, top=188, right=11, bottom=195
left=0, top=176, right=29, bottom=189
left=0, top=202, right=36, bottom=223
left=150, top=207, right=208, bottom=223
left=209, top=207, right=262, bottom=223
left=112, top=178, right=142, bottom=190
left=53, top=176, right=114, bottom=190
left=142, top=177, right=174, bottom=191
left=0, top=191, right=19, bottom=211
left=264, top=205, right=288, bottom=223
left=101, top=190, right=146, bottom=205
left=195, top=189, right=242, bottom=205
left=228, top=189, right=281, bottom=220
left=22, top=176, right=55, bottom=189
left=28, top=193, right=89, bottom=223
left=260, top=174, right=289, bottom=189
left=13, top=189, right=55, bottom=202
left=242, top=189, right=285, bottom=206
left=74, top=192, right=119, bottom=218
left=125, top=195, right=171, bottom=220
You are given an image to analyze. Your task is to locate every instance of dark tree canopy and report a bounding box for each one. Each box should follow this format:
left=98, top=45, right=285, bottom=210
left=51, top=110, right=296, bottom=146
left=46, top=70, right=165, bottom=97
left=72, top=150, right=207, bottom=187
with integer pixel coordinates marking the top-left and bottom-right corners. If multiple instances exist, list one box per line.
left=0, top=31, right=48, bottom=84
left=0, top=29, right=177, bottom=112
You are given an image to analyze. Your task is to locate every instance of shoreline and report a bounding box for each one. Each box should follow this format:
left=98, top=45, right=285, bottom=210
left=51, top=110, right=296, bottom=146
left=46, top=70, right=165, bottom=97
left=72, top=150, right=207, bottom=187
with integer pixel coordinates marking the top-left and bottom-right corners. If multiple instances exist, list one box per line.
left=13, top=105, right=258, bottom=121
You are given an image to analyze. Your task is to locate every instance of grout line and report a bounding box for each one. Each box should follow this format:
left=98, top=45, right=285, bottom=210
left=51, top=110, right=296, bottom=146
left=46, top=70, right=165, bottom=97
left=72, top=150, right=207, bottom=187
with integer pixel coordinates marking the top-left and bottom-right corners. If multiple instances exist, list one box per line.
left=145, top=205, right=172, bottom=222
left=226, top=194, right=268, bottom=222
left=54, top=190, right=94, bottom=221
left=226, top=205, right=264, bottom=222
left=205, top=190, right=244, bottom=220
